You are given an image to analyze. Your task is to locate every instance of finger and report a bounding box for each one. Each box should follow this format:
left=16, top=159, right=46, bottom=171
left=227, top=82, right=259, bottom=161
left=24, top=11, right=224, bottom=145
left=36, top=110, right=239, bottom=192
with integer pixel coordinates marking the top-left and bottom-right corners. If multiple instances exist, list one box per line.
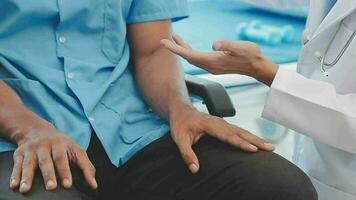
left=52, top=145, right=72, bottom=189
left=161, top=39, right=209, bottom=62
left=37, top=149, right=57, bottom=191
left=202, top=116, right=259, bottom=152
left=175, top=136, right=200, bottom=174
left=74, top=148, right=97, bottom=189
left=172, top=35, right=192, bottom=50
left=161, top=39, right=226, bottom=74
left=10, top=153, right=23, bottom=189
left=237, top=129, right=275, bottom=151
left=20, top=152, right=37, bottom=193
left=161, top=39, right=194, bottom=58
left=213, top=40, right=237, bottom=52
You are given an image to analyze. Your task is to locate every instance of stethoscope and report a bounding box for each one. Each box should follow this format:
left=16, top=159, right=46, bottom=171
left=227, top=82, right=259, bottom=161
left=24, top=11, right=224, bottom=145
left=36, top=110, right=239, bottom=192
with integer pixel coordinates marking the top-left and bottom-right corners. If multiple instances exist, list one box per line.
left=316, top=22, right=356, bottom=76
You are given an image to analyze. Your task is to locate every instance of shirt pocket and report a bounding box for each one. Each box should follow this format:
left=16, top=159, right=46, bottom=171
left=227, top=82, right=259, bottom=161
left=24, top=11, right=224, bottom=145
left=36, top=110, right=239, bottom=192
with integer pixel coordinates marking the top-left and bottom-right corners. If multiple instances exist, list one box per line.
left=101, top=0, right=131, bottom=64
left=99, top=69, right=147, bottom=115
left=99, top=70, right=163, bottom=144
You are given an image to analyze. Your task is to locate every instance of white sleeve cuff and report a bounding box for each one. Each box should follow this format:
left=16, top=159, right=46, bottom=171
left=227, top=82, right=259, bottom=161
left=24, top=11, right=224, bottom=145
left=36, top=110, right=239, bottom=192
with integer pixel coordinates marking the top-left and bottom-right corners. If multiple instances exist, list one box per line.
left=262, top=68, right=294, bottom=122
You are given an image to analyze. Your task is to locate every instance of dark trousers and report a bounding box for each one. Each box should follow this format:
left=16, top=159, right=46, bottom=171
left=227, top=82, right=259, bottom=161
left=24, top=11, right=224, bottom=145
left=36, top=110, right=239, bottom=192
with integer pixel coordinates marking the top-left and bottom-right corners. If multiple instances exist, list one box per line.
left=0, top=133, right=318, bottom=200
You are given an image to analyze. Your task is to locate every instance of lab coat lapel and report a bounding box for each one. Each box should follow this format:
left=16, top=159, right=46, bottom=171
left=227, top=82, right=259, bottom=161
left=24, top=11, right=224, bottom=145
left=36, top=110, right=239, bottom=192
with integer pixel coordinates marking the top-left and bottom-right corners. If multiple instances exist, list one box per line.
left=307, top=0, right=330, bottom=35
left=310, top=0, right=356, bottom=41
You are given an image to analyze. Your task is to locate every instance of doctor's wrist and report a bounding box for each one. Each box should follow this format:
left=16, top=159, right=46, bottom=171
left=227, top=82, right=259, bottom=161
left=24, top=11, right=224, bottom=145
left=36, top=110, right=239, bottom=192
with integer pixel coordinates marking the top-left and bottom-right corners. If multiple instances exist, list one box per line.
left=252, top=57, right=278, bottom=87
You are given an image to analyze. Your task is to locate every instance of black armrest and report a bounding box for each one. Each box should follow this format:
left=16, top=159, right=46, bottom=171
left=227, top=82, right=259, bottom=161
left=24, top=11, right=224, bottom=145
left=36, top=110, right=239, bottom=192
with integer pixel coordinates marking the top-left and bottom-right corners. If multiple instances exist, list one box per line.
left=185, top=74, right=236, bottom=118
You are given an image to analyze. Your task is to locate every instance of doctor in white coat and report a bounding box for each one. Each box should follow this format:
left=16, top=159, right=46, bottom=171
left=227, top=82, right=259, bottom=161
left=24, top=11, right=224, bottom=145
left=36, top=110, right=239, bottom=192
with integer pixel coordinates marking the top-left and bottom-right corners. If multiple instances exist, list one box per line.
left=161, top=0, right=356, bottom=199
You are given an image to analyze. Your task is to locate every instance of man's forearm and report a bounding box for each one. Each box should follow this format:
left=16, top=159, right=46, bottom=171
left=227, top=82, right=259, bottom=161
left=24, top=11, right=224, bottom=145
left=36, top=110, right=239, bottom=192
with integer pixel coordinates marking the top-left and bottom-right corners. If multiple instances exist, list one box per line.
left=133, top=46, right=193, bottom=121
left=0, top=81, right=50, bottom=144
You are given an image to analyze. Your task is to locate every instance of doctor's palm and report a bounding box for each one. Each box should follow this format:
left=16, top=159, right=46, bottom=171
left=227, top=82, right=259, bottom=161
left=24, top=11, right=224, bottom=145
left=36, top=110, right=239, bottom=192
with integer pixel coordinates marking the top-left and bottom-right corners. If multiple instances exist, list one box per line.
left=161, top=35, right=264, bottom=76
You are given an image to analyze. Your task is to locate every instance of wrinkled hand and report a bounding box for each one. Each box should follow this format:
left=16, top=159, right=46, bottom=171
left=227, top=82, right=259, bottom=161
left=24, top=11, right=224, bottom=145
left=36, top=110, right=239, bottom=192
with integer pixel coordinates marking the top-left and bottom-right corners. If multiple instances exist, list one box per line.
left=161, top=35, right=278, bottom=86
left=10, top=124, right=97, bottom=193
left=169, top=104, right=274, bottom=174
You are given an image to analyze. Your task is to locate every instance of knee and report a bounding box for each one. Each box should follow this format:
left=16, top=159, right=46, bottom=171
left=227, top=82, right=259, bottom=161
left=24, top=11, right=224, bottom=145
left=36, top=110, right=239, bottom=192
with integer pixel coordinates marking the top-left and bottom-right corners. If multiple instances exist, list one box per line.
left=223, top=152, right=318, bottom=200
left=265, top=166, right=318, bottom=200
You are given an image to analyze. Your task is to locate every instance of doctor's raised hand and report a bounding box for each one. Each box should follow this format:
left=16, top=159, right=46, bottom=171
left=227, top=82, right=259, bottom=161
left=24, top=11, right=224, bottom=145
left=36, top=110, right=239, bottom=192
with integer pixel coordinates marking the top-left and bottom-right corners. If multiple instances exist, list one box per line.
left=161, top=35, right=278, bottom=86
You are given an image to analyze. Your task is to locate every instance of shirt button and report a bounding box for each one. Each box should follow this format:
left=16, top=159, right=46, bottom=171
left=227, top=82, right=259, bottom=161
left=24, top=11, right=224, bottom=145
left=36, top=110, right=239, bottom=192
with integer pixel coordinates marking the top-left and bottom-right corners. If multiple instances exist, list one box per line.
left=58, top=36, right=67, bottom=44
left=302, top=28, right=310, bottom=45
left=67, top=72, right=75, bottom=80
left=89, top=117, right=95, bottom=123
left=314, top=51, right=322, bottom=60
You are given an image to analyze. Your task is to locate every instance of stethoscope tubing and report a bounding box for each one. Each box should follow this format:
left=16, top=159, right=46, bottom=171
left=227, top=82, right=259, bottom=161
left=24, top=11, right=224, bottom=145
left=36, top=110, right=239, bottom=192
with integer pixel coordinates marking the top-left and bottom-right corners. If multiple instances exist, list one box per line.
left=319, top=22, right=356, bottom=73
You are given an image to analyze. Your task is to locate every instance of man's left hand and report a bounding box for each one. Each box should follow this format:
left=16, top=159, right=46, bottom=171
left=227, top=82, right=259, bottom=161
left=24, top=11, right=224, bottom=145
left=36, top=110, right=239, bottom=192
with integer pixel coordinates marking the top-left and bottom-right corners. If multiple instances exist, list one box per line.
left=169, top=104, right=275, bottom=174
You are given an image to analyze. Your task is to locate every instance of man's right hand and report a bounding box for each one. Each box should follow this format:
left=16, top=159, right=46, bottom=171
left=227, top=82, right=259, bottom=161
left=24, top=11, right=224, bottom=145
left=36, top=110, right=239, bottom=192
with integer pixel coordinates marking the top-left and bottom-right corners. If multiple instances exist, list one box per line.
left=0, top=81, right=97, bottom=193
left=9, top=121, right=97, bottom=193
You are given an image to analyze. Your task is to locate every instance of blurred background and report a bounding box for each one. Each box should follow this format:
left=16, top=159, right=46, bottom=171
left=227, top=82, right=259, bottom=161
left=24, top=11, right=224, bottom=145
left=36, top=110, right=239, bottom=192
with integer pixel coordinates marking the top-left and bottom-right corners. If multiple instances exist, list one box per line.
left=173, top=0, right=310, bottom=161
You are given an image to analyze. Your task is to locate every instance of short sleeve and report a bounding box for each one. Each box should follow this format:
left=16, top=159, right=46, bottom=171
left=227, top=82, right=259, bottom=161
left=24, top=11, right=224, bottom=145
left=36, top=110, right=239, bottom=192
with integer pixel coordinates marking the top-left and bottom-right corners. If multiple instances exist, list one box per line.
left=127, top=0, right=189, bottom=24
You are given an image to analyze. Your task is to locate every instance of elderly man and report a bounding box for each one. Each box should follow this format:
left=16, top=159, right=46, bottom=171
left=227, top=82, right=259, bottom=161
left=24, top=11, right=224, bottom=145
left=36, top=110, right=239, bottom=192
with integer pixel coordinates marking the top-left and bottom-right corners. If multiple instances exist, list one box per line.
left=0, top=0, right=316, bottom=199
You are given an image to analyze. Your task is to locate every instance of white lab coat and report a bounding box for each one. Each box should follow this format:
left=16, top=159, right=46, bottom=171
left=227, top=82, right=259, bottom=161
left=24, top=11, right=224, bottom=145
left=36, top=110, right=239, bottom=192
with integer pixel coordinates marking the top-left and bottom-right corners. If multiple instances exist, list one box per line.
left=262, top=0, right=356, bottom=199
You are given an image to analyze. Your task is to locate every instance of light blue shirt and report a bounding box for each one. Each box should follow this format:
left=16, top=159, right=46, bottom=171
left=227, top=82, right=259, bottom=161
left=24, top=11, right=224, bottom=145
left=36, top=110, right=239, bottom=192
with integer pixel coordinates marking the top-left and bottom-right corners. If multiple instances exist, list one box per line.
left=0, top=0, right=188, bottom=166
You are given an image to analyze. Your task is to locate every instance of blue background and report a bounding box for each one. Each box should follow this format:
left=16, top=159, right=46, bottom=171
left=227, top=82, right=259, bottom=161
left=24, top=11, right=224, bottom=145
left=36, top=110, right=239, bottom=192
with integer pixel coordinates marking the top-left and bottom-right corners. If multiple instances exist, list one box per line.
left=173, top=0, right=307, bottom=75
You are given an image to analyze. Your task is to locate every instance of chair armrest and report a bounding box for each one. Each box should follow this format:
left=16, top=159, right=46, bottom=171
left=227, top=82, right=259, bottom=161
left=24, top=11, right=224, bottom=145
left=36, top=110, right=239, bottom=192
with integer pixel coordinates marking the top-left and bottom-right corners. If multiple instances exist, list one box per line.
left=185, top=74, right=236, bottom=118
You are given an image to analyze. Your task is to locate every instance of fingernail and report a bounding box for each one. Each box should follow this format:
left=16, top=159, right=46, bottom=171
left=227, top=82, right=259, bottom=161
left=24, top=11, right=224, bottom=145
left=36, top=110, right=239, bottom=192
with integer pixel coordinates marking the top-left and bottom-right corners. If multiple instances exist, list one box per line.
left=20, top=182, right=27, bottom=193
left=249, top=144, right=258, bottom=151
left=166, top=40, right=175, bottom=47
left=189, top=164, right=199, bottom=174
left=46, top=180, right=56, bottom=190
left=62, top=178, right=71, bottom=188
left=92, top=178, right=98, bottom=189
left=160, top=39, right=170, bottom=45
left=10, top=179, right=17, bottom=188
left=213, top=42, right=222, bottom=51
left=264, top=143, right=275, bottom=150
